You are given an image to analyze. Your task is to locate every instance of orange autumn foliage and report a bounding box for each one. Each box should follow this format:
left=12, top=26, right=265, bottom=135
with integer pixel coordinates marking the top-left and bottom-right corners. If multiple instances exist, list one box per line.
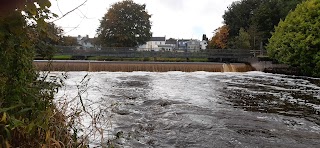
left=210, top=25, right=229, bottom=49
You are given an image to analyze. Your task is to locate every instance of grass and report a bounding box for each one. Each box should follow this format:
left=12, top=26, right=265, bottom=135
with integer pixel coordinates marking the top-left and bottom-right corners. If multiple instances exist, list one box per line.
left=52, top=55, right=73, bottom=60
left=48, top=55, right=209, bottom=62
left=34, top=61, right=255, bottom=72
left=0, top=73, right=88, bottom=147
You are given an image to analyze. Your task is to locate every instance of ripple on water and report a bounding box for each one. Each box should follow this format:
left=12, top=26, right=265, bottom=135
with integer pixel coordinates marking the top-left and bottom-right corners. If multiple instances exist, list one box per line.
left=221, top=72, right=320, bottom=126
left=54, top=71, right=320, bottom=147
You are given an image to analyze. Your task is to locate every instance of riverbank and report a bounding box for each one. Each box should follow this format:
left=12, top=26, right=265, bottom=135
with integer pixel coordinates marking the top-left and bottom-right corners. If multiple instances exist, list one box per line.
left=248, top=58, right=310, bottom=77
left=37, top=56, right=209, bottom=62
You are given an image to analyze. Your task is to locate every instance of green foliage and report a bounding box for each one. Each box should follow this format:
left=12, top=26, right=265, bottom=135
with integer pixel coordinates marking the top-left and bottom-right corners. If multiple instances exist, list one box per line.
left=52, top=55, right=73, bottom=60
left=223, top=0, right=264, bottom=37
left=267, top=0, right=320, bottom=77
left=0, top=1, right=87, bottom=147
left=251, top=0, right=304, bottom=40
left=35, top=23, right=63, bottom=59
left=246, top=24, right=263, bottom=50
left=235, top=28, right=251, bottom=49
left=60, top=36, right=79, bottom=46
left=223, top=0, right=304, bottom=48
left=96, top=0, right=152, bottom=47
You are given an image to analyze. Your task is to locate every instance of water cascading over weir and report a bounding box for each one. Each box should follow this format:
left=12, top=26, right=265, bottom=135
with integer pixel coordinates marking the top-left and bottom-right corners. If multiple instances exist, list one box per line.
left=34, top=61, right=255, bottom=72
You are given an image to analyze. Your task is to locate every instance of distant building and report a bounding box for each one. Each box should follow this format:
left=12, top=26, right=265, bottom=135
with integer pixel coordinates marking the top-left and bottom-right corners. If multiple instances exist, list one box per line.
left=201, top=34, right=209, bottom=50
left=138, top=37, right=166, bottom=51
left=158, top=44, right=174, bottom=51
left=187, top=39, right=201, bottom=52
left=177, top=39, right=190, bottom=50
left=200, top=40, right=208, bottom=50
left=165, top=38, right=177, bottom=48
left=177, top=39, right=207, bottom=52
left=138, top=36, right=207, bottom=52
left=160, top=38, right=177, bottom=51
left=77, top=35, right=95, bottom=49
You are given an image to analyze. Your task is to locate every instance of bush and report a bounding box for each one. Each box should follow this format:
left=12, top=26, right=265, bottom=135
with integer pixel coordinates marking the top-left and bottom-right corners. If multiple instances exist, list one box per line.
left=266, top=0, right=320, bottom=77
left=0, top=6, right=87, bottom=148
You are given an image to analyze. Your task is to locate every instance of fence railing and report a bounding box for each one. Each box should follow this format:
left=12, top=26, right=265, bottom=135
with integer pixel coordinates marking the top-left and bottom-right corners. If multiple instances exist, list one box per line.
left=53, top=46, right=266, bottom=59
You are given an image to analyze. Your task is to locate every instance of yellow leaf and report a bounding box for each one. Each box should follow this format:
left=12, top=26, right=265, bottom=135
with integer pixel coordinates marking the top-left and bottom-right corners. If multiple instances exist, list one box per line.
left=1, top=112, right=7, bottom=123
left=45, top=131, right=51, bottom=142
left=5, top=140, right=11, bottom=148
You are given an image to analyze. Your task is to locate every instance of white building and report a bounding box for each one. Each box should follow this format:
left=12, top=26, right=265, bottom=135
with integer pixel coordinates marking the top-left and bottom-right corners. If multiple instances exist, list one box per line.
left=138, top=36, right=207, bottom=52
left=138, top=37, right=166, bottom=51
left=77, top=35, right=95, bottom=49
left=200, top=40, right=208, bottom=50
left=158, top=44, right=174, bottom=51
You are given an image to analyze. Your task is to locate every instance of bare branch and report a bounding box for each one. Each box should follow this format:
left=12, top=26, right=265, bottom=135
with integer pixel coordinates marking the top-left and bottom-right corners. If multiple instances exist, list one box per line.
left=51, top=0, right=88, bottom=22
left=55, top=0, right=63, bottom=16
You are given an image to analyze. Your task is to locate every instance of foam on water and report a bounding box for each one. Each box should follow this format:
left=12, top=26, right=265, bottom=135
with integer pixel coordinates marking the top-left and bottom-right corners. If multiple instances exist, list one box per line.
left=51, top=71, right=320, bottom=147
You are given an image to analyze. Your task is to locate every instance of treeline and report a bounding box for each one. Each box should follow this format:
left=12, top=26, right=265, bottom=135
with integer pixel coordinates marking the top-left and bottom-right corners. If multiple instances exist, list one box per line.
left=267, top=0, right=320, bottom=77
left=209, top=0, right=320, bottom=77
left=208, top=0, right=304, bottom=50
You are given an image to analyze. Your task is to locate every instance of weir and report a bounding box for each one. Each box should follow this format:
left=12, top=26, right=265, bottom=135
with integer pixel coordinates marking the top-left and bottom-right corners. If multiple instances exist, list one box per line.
left=34, top=60, right=255, bottom=72
left=222, top=63, right=234, bottom=72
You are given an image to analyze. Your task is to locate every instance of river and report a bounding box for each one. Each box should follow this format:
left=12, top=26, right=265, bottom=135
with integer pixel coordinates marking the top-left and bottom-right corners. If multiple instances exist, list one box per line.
left=53, top=71, right=320, bottom=147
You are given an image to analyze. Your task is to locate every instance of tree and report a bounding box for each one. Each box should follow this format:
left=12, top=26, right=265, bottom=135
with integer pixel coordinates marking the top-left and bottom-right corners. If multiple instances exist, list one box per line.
left=247, top=24, right=263, bottom=50
left=251, top=0, right=304, bottom=42
left=266, top=0, right=320, bottom=77
left=60, top=36, right=79, bottom=46
left=223, top=0, right=264, bottom=38
left=223, top=0, right=304, bottom=48
left=35, top=23, right=63, bottom=59
left=209, top=25, right=229, bottom=49
left=235, top=28, right=251, bottom=49
left=96, top=0, right=152, bottom=47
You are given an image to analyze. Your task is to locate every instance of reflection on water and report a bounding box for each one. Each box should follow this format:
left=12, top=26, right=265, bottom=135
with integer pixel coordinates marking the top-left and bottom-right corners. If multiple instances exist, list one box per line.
left=56, top=71, right=320, bottom=147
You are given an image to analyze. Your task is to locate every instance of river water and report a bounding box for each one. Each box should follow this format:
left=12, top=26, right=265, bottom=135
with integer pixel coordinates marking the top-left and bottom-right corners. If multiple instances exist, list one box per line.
left=54, top=71, right=320, bottom=148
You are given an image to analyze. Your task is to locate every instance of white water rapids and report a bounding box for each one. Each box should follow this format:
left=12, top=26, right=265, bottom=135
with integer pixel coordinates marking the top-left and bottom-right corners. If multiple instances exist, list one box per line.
left=51, top=71, right=320, bottom=147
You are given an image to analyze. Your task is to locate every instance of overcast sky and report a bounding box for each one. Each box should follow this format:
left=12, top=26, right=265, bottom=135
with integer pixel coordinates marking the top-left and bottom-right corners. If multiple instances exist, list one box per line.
left=50, top=0, right=239, bottom=40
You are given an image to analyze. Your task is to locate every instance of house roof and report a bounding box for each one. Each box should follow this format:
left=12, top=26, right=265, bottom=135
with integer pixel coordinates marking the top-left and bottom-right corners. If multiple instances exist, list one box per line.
left=81, top=37, right=89, bottom=41
left=178, top=39, right=191, bottom=42
left=158, top=45, right=173, bottom=47
left=150, top=37, right=165, bottom=41
left=165, top=39, right=177, bottom=44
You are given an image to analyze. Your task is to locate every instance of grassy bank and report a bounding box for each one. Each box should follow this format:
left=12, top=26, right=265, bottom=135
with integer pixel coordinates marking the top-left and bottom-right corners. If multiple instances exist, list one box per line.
left=39, top=55, right=209, bottom=62
left=52, top=55, right=73, bottom=60
left=87, top=57, right=208, bottom=62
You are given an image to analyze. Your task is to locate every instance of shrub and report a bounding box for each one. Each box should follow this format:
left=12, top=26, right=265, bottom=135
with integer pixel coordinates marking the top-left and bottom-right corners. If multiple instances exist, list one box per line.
left=0, top=3, right=88, bottom=147
left=266, top=0, right=320, bottom=77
